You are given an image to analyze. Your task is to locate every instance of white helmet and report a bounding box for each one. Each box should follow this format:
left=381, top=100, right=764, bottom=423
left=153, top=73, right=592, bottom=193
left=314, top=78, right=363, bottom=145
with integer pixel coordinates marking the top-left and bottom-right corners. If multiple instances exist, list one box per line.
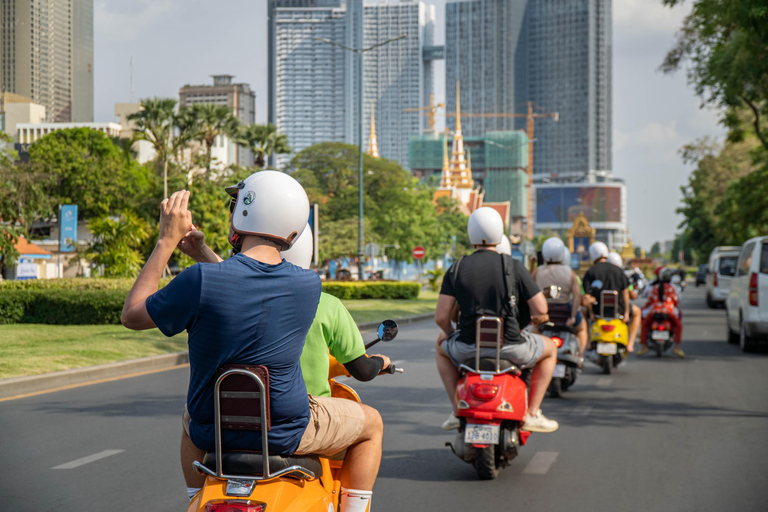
left=607, top=251, right=623, bottom=268
left=281, top=224, right=313, bottom=269
left=588, top=241, right=609, bottom=262
left=467, top=207, right=504, bottom=246
left=227, top=170, right=309, bottom=250
left=542, top=237, right=565, bottom=263
left=498, top=235, right=511, bottom=256
left=562, top=246, right=572, bottom=266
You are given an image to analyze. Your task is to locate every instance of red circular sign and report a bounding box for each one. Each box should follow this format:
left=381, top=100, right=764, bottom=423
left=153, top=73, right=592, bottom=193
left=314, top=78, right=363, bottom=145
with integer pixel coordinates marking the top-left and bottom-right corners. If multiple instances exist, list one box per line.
left=412, top=246, right=426, bottom=260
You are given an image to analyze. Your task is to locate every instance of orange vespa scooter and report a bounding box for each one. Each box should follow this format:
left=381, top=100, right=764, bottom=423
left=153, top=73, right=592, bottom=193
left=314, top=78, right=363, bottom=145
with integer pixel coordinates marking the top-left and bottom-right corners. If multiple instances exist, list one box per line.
left=187, top=320, right=401, bottom=512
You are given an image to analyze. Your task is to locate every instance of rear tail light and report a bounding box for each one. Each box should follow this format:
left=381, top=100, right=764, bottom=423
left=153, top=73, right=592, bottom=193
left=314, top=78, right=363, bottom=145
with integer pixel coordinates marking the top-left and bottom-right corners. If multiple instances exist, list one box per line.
left=205, top=501, right=266, bottom=512
left=601, top=324, right=615, bottom=332
left=551, top=336, right=564, bottom=348
left=749, top=272, right=759, bottom=306
left=470, top=383, right=500, bottom=400
left=714, top=272, right=718, bottom=287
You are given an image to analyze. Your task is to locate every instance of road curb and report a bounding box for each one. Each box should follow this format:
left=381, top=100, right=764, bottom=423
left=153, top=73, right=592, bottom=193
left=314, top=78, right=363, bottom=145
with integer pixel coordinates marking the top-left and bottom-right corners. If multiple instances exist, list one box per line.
left=0, top=351, right=189, bottom=400
left=356, top=312, right=433, bottom=332
left=0, top=314, right=435, bottom=400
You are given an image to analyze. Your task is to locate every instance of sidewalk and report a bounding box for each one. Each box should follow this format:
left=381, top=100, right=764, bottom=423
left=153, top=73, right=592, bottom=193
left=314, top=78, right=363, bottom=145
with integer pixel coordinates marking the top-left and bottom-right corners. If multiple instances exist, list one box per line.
left=0, top=313, right=434, bottom=401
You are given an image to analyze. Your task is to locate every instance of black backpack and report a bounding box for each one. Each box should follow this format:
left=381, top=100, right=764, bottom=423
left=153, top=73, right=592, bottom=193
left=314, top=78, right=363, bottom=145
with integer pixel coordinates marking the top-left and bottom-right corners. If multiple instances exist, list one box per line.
left=449, top=253, right=531, bottom=329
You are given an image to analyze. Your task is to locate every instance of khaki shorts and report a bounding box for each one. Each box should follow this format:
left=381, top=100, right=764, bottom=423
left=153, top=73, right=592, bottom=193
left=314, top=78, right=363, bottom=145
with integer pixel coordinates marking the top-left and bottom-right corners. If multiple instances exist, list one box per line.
left=182, top=395, right=366, bottom=458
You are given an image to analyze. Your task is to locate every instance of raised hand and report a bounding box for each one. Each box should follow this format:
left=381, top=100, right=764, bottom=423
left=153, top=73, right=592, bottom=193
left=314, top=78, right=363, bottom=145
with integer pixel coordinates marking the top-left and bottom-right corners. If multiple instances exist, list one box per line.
left=178, top=228, right=207, bottom=258
left=159, top=190, right=193, bottom=246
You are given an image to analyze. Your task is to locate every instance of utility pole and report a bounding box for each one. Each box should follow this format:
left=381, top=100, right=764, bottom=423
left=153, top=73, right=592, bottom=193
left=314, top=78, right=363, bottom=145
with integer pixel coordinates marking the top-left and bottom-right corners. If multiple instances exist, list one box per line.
left=315, top=33, right=407, bottom=281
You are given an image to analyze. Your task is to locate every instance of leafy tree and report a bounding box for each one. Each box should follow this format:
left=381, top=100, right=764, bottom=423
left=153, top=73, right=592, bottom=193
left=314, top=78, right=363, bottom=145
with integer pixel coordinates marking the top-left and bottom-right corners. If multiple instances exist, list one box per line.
left=236, top=123, right=291, bottom=168
left=27, top=128, right=152, bottom=219
left=188, top=103, right=241, bottom=174
left=129, top=98, right=198, bottom=197
left=650, top=242, right=662, bottom=257
left=533, top=228, right=566, bottom=251
left=661, top=0, right=768, bottom=150
left=289, top=143, right=453, bottom=263
left=87, top=211, right=150, bottom=277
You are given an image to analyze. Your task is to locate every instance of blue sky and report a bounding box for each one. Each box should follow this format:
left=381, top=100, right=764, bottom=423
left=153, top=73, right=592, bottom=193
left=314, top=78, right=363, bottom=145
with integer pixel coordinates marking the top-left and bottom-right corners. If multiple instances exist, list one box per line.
left=93, top=0, right=724, bottom=249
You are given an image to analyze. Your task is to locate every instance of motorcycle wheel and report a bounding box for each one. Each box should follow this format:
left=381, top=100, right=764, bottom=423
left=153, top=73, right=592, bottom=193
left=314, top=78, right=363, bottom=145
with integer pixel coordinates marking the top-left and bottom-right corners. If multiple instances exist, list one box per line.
left=473, top=445, right=499, bottom=480
left=601, top=355, right=612, bottom=375
left=549, top=377, right=562, bottom=398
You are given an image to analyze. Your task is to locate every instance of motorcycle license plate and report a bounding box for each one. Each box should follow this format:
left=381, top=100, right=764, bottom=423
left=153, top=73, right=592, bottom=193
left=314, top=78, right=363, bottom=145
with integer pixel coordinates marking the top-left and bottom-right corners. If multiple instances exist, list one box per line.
left=553, top=364, right=566, bottom=378
left=464, top=424, right=500, bottom=445
left=651, top=330, right=670, bottom=341
left=596, top=343, right=618, bottom=355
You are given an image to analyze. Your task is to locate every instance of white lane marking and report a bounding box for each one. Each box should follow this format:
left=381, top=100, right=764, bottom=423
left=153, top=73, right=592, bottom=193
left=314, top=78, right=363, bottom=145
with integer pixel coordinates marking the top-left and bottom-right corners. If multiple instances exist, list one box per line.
left=523, top=451, right=559, bottom=475
left=571, top=406, right=593, bottom=416
left=596, top=378, right=613, bottom=386
left=52, top=449, right=124, bottom=469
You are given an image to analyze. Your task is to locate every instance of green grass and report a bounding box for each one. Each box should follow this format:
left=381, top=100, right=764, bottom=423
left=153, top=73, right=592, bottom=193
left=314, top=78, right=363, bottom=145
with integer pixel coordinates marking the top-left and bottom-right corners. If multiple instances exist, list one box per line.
left=0, top=291, right=438, bottom=379
left=342, top=289, right=438, bottom=324
left=0, top=325, right=187, bottom=380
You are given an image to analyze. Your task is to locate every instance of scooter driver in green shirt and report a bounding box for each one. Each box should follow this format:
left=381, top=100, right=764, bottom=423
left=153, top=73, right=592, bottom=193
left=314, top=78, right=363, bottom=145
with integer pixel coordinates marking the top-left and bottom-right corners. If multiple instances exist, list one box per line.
left=178, top=220, right=392, bottom=397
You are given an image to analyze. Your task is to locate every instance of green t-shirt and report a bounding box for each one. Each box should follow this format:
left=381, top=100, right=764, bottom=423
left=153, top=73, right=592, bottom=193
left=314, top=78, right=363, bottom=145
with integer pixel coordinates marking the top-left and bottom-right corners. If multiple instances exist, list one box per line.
left=300, top=292, right=367, bottom=397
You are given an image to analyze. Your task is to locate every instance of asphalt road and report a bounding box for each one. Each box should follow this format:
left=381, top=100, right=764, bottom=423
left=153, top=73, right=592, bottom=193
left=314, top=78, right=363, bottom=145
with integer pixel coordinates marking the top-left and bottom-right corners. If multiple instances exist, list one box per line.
left=1, top=286, right=767, bottom=511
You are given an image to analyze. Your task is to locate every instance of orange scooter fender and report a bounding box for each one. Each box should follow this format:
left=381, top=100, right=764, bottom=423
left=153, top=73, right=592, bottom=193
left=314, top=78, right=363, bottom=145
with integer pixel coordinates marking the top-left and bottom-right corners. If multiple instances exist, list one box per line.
left=188, top=355, right=360, bottom=512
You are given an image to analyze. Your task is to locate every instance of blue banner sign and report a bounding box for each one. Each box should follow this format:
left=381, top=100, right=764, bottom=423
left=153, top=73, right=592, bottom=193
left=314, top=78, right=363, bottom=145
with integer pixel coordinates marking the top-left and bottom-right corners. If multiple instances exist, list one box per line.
left=60, top=205, right=77, bottom=253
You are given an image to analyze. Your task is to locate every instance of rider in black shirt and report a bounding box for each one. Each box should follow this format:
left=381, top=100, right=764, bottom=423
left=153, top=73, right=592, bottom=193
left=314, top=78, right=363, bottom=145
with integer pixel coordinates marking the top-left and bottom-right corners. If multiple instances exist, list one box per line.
left=435, top=207, right=559, bottom=434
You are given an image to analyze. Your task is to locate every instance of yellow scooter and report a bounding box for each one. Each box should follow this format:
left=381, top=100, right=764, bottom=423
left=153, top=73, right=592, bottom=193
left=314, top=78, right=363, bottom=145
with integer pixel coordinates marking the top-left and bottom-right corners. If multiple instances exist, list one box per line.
left=589, top=290, right=629, bottom=374
left=187, top=320, right=400, bottom=512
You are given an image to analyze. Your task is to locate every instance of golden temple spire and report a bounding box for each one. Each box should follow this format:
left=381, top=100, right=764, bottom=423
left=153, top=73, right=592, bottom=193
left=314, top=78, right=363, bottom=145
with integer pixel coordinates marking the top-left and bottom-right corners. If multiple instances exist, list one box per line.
left=455, top=80, right=462, bottom=133
left=367, top=102, right=379, bottom=158
left=439, top=133, right=452, bottom=188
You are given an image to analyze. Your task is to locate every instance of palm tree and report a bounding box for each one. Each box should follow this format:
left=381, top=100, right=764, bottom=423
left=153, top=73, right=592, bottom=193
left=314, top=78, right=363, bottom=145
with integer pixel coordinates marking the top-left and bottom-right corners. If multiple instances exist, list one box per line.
left=236, top=123, right=291, bottom=168
left=187, top=104, right=241, bottom=174
left=129, top=98, right=198, bottom=197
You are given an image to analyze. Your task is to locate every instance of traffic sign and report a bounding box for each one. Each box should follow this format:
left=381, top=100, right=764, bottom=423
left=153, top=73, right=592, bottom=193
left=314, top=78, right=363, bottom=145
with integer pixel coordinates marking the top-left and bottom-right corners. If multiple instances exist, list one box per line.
left=364, top=242, right=380, bottom=258
left=412, top=246, right=426, bottom=260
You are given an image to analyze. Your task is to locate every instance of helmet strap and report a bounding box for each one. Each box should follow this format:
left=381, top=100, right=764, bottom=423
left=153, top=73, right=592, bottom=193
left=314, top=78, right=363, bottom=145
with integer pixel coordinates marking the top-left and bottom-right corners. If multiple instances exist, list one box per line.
left=229, top=232, right=242, bottom=254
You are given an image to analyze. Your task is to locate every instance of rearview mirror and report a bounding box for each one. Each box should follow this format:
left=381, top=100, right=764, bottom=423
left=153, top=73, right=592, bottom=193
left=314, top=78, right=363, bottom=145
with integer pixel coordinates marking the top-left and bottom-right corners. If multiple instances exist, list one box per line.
left=377, top=320, right=398, bottom=342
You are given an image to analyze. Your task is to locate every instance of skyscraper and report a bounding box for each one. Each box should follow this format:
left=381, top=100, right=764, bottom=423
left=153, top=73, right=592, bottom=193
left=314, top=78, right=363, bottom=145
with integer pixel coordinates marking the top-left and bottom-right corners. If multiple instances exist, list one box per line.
left=269, top=0, right=435, bottom=170
left=362, top=0, right=435, bottom=168
left=1, top=0, right=94, bottom=122
left=445, top=0, right=612, bottom=177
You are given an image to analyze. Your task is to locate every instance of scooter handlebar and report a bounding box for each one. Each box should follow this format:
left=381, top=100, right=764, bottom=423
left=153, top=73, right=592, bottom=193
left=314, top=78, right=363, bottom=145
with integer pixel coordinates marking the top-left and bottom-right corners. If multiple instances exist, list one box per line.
left=383, top=364, right=404, bottom=374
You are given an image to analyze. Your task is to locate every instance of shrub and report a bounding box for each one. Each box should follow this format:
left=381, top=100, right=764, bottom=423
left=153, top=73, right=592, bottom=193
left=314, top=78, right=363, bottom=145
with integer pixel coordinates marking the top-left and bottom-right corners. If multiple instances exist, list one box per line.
left=321, top=281, right=420, bottom=300
left=0, top=289, right=126, bottom=325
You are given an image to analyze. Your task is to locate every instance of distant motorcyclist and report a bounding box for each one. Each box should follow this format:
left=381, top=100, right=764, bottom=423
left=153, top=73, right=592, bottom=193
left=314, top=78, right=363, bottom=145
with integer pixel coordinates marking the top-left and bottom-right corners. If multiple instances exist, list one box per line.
left=581, top=242, right=633, bottom=352
left=637, top=268, right=684, bottom=358
left=532, top=237, right=588, bottom=358
left=606, top=251, right=641, bottom=353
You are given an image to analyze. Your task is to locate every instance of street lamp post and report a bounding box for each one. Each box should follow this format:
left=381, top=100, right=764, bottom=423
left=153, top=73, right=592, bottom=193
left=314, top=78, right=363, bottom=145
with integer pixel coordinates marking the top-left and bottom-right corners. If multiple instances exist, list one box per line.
left=315, top=34, right=407, bottom=281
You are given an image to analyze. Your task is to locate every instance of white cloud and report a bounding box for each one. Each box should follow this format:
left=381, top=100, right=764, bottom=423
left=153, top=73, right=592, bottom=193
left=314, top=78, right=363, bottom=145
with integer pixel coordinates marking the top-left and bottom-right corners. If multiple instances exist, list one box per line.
left=95, top=0, right=177, bottom=42
left=613, top=0, right=689, bottom=37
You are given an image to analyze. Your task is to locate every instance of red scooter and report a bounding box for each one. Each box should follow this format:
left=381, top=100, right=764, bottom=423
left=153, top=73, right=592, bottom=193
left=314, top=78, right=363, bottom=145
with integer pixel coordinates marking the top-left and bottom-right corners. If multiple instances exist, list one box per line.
left=445, top=316, right=531, bottom=480
left=648, top=312, right=675, bottom=357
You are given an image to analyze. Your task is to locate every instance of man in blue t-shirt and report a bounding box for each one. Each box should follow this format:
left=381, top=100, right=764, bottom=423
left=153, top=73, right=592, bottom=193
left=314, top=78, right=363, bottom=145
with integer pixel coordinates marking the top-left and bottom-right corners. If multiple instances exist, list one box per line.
left=122, top=172, right=384, bottom=510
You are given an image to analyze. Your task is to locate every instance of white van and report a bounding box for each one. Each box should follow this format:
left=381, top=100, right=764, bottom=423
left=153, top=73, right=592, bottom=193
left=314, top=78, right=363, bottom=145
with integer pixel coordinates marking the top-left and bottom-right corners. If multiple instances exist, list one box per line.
left=706, top=246, right=741, bottom=308
left=726, top=237, right=768, bottom=352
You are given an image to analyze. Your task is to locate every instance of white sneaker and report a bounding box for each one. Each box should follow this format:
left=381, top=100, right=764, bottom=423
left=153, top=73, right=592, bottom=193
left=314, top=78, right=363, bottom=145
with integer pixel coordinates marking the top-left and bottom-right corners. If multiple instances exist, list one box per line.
left=522, top=409, right=559, bottom=433
left=441, top=414, right=460, bottom=431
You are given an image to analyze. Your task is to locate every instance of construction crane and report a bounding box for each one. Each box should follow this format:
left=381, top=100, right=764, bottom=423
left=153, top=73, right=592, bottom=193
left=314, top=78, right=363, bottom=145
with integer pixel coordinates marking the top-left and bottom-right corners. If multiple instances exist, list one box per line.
left=404, top=94, right=445, bottom=133
left=430, top=102, right=559, bottom=240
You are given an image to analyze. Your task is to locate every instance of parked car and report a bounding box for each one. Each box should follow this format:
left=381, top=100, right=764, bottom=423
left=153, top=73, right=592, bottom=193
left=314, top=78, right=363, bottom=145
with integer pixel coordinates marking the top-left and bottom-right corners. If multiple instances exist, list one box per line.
left=706, top=247, right=741, bottom=308
left=726, top=237, right=768, bottom=352
left=695, top=264, right=708, bottom=286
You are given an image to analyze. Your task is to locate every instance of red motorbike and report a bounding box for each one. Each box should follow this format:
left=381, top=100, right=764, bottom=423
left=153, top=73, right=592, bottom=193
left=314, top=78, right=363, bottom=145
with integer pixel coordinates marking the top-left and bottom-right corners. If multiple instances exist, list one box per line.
left=445, top=316, right=531, bottom=480
left=648, top=312, right=675, bottom=357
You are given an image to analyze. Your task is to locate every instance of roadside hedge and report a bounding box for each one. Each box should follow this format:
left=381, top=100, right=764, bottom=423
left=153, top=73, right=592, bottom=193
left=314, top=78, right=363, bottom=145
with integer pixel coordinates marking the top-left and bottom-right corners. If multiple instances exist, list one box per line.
left=0, top=289, right=126, bottom=325
left=0, top=279, right=420, bottom=324
left=321, top=281, right=420, bottom=300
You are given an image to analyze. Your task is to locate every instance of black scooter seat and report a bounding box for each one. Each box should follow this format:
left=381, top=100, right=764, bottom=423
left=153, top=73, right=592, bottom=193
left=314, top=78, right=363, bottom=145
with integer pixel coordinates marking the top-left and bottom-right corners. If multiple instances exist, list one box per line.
left=461, top=358, right=520, bottom=373
left=202, top=451, right=323, bottom=479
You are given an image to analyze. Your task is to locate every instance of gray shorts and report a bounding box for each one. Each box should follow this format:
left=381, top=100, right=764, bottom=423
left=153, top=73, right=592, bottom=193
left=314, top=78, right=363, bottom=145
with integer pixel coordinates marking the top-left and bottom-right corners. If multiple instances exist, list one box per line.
left=443, top=330, right=545, bottom=369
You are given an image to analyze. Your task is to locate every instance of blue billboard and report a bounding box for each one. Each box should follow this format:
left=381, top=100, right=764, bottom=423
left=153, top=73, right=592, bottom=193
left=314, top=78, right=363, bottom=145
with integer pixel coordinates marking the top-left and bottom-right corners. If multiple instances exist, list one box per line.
left=536, top=186, right=622, bottom=224
left=60, top=205, right=77, bottom=253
